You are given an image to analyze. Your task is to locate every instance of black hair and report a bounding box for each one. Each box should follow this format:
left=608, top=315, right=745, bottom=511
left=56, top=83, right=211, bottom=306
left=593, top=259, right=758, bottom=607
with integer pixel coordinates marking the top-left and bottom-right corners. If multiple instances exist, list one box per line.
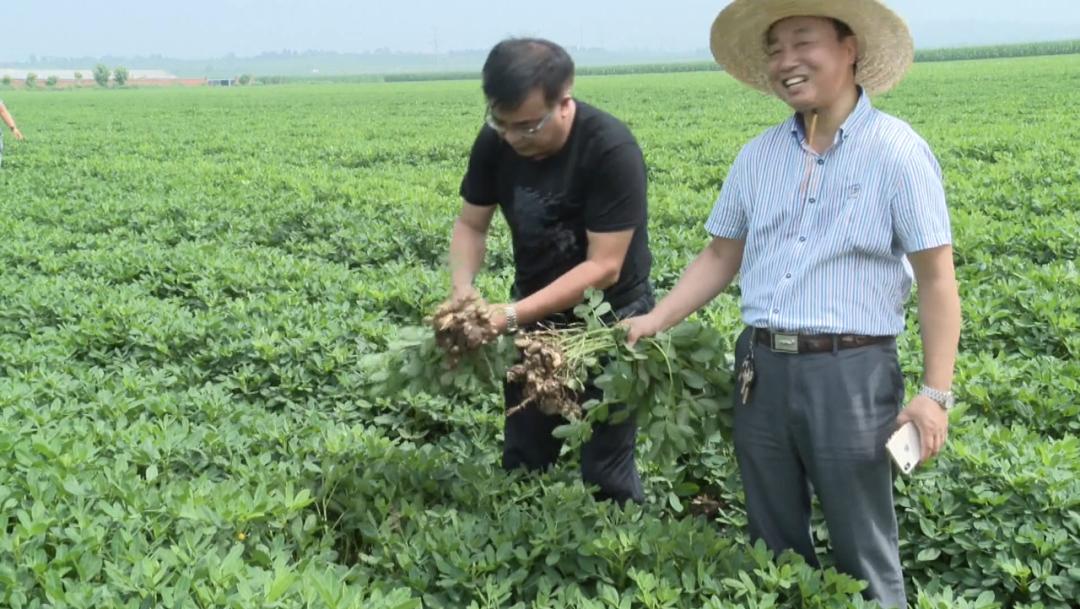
left=764, top=16, right=856, bottom=45
left=830, top=18, right=855, bottom=41
left=481, top=38, right=574, bottom=111
left=830, top=18, right=858, bottom=75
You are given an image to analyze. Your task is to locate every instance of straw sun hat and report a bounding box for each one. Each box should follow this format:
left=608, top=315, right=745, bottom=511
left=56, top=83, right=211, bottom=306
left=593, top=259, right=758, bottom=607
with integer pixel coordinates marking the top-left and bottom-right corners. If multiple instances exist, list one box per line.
left=709, top=0, right=914, bottom=95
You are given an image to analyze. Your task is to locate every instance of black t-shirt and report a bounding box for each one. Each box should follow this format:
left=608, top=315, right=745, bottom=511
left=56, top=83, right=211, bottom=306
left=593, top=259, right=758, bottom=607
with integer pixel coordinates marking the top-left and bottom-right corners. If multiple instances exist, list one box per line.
left=459, top=100, right=652, bottom=315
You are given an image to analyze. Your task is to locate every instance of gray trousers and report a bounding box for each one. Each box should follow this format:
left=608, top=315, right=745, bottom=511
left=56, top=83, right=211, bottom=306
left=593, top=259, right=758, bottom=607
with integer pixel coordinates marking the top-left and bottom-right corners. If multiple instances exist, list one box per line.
left=732, top=327, right=907, bottom=608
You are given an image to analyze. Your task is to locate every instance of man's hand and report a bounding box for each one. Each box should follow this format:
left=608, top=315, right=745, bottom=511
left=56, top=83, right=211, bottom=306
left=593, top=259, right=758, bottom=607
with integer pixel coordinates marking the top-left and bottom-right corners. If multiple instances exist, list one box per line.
left=620, top=312, right=664, bottom=347
left=487, top=303, right=510, bottom=334
left=452, top=283, right=479, bottom=303
left=11, top=127, right=23, bottom=141
left=896, top=394, right=949, bottom=464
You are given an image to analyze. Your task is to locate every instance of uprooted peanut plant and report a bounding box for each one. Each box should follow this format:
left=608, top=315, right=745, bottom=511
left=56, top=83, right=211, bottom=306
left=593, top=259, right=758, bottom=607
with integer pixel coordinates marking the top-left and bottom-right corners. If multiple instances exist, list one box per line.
left=362, top=290, right=735, bottom=461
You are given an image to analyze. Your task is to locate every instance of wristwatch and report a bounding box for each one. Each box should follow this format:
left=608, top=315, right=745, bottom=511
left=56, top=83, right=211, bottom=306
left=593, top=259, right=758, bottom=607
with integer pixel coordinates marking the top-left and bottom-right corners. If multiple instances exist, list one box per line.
left=919, top=385, right=955, bottom=411
left=504, top=305, right=518, bottom=334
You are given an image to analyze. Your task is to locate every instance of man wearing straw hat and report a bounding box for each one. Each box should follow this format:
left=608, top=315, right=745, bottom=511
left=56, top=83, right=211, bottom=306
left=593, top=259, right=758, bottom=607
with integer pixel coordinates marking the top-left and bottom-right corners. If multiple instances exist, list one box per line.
left=624, top=0, right=961, bottom=605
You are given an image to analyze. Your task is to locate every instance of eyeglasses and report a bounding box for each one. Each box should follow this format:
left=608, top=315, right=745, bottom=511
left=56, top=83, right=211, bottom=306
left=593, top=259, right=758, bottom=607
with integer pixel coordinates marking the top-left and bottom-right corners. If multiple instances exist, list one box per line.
left=484, top=105, right=556, bottom=138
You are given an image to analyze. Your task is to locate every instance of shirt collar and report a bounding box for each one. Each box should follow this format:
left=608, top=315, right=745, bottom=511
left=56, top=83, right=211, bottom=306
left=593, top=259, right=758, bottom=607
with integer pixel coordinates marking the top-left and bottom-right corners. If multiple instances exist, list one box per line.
left=788, top=86, right=873, bottom=144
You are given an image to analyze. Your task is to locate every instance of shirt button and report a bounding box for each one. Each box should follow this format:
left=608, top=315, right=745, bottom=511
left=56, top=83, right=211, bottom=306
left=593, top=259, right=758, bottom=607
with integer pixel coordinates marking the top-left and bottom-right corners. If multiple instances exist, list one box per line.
left=816, top=158, right=825, bottom=165
left=772, top=308, right=780, bottom=314
left=785, top=273, right=792, bottom=279
left=798, top=236, right=807, bottom=242
left=808, top=197, right=816, bottom=203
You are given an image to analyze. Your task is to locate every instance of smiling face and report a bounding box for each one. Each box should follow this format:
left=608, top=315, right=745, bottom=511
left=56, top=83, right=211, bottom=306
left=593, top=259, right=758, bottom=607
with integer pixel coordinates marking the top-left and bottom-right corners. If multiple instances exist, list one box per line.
left=765, top=16, right=858, bottom=113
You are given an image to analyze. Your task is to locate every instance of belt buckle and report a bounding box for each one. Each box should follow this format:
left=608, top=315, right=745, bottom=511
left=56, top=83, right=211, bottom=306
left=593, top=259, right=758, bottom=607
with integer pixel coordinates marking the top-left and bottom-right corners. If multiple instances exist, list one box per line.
left=771, top=332, right=799, bottom=353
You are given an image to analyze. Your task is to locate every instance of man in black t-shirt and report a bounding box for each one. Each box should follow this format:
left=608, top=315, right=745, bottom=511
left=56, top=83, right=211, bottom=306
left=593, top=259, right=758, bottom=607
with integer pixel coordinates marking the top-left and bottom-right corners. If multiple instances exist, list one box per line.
left=451, top=38, right=653, bottom=503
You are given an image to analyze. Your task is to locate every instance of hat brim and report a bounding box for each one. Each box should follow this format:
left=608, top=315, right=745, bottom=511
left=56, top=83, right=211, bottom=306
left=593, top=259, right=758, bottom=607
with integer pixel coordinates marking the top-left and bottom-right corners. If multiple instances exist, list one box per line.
left=710, top=0, right=913, bottom=96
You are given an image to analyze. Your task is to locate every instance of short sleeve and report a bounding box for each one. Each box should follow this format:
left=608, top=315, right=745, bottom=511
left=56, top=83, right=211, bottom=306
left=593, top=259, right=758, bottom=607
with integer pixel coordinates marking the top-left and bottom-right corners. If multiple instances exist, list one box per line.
left=705, top=147, right=750, bottom=239
left=891, top=140, right=951, bottom=253
left=458, top=127, right=502, bottom=206
left=584, top=143, right=647, bottom=233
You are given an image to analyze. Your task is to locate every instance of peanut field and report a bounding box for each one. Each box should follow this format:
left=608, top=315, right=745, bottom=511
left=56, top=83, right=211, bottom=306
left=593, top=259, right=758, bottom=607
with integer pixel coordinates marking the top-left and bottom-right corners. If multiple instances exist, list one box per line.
left=0, top=54, right=1077, bottom=608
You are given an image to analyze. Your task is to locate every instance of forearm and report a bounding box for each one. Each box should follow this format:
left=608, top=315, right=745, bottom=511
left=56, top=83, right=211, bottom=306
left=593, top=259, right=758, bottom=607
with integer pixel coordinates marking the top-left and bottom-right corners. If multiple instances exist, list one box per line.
left=917, top=276, right=961, bottom=390
left=449, top=219, right=487, bottom=291
left=0, top=108, right=14, bottom=130
left=651, top=241, right=742, bottom=331
left=512, top=260, right=615, bottom=325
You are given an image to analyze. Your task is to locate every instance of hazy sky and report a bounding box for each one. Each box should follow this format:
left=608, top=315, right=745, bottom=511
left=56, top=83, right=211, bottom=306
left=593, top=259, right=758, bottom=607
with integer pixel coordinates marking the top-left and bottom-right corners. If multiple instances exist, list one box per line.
left=4, top=0, right=1079, bottom=60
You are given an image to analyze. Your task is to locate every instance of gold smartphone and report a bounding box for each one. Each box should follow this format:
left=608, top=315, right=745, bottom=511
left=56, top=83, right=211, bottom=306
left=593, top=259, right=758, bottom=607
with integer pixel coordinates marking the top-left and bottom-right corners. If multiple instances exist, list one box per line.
left=886, top=422, right=921, bottom=474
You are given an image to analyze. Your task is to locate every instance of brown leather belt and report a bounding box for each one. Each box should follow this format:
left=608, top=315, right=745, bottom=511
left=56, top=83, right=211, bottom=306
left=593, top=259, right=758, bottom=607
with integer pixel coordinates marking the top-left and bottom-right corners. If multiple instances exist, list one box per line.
left=752, top=327, right=893, bottom=354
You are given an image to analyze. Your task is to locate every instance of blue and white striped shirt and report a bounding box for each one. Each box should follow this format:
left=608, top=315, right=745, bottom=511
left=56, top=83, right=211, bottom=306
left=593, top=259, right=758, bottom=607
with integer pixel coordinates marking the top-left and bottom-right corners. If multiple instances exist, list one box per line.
left=705, top=90, right=951, bottom=336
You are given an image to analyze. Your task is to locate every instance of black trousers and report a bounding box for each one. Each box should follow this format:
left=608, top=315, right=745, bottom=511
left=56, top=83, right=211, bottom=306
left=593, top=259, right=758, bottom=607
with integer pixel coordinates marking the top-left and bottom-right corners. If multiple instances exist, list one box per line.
left=501, top=288, right=654, bottom=504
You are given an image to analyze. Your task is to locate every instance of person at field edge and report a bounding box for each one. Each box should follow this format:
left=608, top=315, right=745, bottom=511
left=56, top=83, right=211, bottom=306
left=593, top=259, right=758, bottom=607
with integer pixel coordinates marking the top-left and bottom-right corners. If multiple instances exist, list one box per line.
left=622, top=1, right=961, bottom=606
left=450, top=38, right=654, bottom=504
left=0, top=99, right=26, bottom=167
